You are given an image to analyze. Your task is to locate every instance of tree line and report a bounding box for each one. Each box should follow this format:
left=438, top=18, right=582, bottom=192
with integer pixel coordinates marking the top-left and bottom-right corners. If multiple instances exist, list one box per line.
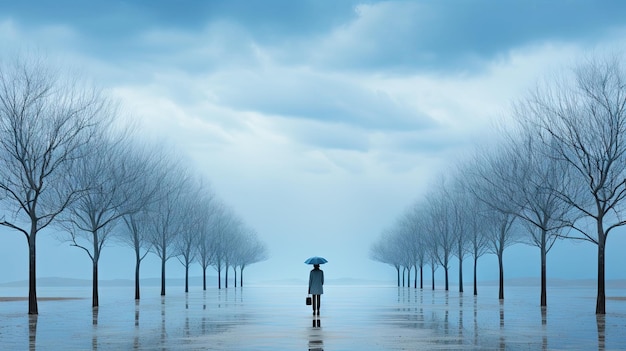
left=0, top=56, right=268, bottom=315
left=370, top=54, right=626, bottom=315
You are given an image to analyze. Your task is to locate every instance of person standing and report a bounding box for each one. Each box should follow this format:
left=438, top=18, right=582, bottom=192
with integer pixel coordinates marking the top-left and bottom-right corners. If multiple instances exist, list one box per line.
left=308, top=264, right=324, bottom=316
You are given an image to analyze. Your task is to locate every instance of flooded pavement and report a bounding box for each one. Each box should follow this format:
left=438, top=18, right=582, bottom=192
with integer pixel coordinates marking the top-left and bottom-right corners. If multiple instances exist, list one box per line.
left=1, top=284, right=625, bottom=350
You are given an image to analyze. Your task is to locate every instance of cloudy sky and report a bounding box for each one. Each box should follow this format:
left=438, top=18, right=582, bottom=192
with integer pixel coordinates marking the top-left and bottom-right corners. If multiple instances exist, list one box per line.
left=1, top=1, right=626, bottom=287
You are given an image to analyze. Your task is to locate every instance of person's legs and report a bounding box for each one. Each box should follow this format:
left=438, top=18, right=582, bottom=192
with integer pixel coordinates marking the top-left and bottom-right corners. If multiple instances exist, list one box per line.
left=315, top=295, right=321, bottom=315
left=312, top=295, right=317, bottom=314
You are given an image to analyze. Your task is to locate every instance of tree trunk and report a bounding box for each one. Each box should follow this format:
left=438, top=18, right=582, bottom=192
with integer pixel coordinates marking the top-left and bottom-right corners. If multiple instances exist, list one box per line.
left=234, top=267, right=237, bottom=288
left=459, top=256, right=464, bottom=293
left=431, top=267, right=435, bottom=290
left=540, top=240, right=547, bottom=307
left=402, top=267, right=406, bottom=287
left=92, top=232, right=99, bottom=308
left=498, top=251, right=504, bottom=300
left=225, top=265, right=229, bottom=289
left=596, top=237, right=606, bottom=314
left=184, top=263, right=189, bottom=293
left=160, top=255, right=166, bottom=296
left=396, top=266, right=400, bottom=287
left=444, top=266, right=449, bottom=291
left=407, top=267, right=411, bottom=288
left=203, top=267, right=207, bottom=291
left=28, top=233, right=38, bottom=315
left=134, top=255, right=141, bottom=300
left=420, top=267, right=423, bottom=289
left=240, top=266, right=245, bottom=287
left=473, top=256, right=478, bottom=296
left=92, top=260, right=99, bottom=308
left=218, top=267, right=222, bottom=289
left=414, top=265, right=417, bottom=289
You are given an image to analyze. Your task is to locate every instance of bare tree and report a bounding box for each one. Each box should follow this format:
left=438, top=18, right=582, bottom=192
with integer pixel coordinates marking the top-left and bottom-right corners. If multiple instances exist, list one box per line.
left=398, top=241, right=413, bottom=288
left=449, top=176, right=471, bottom=294
left=467, top=144, right=522, bottom=300
left=120, top=208, right=153, bottom=300
left=148, top=158, right=190, bottom=296
left=174, top=179, right=208, bottom=293
left=210, top=204, right=239, bottom=289
left=369, top=229, right=403, bottom=286
left=0, top=57, right=111, bottom=314
left=460, top=188, right=490, bottom=296
left=196, top=194, right=219, bottom=291
left=499, top=124, right=574, bottom=306
left=59, top=131, right=147, bottom=308
left=229, top=227, right=248, bottom=288
left=236, top=229, right=268, bottom=287
left=222, top=213, right=243, bottom=289
left=484, top=209, right=518, bottom=300
left=402, top=204, right=427, bottom=289
left=115, top=141, right=165, bottom=300
left=428, top=249, right=439, bottom=291
left=424, top=178, right=456, bottom=291
left=519, top=56, right=626, bottom=314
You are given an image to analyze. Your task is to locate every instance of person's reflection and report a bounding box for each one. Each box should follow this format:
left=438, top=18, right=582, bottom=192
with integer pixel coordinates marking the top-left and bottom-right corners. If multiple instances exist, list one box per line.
left=29, top=314, right=38, bottom=351
left=308, top=319, right=324, bottom=351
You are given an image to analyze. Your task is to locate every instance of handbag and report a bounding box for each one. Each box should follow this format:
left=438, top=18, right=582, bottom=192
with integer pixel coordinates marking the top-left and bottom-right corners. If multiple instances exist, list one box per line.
left=306, top=295, right=312, bottom=306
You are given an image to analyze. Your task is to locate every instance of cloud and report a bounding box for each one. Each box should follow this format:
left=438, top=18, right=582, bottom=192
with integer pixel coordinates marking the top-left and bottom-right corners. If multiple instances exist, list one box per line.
left=270, top=1, right=626, bottom=73
left=295, top=2, right=432, bottom=71
left=207, top=63, right=433, bottom=131
left=5, top=1, right=626, bottom=74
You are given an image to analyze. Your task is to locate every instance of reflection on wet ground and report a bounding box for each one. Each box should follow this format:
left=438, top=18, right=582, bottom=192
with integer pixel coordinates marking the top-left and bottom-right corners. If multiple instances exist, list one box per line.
left=308, top=317, right=323, bottom=351
left=1, top=284, right=625, bottom=350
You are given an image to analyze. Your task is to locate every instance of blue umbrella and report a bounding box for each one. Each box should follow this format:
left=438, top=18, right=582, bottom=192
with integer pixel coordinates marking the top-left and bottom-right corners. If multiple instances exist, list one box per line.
left=305, top=256, right=328, bottom=265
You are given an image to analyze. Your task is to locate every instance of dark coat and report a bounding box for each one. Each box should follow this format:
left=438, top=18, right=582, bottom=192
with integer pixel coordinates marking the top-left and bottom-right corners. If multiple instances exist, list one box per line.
left=308, top=268, right=324, bottom=295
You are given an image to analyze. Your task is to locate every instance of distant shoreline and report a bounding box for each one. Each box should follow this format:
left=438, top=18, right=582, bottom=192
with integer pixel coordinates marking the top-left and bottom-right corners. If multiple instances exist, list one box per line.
left=1, top=276, right=626, bottom=289
left=0, top=297, right=86, bottom=302
left=1, top=294, right=625, bottom=303
left=0, top=276, right=219, bottom=288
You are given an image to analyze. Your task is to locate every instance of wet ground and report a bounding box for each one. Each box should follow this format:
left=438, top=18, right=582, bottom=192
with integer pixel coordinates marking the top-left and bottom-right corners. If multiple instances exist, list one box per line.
left=1, top=284, right=625, bottom=350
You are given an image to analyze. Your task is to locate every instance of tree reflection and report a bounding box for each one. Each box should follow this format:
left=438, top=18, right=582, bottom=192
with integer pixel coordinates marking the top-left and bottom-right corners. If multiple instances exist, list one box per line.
left=473, top=296, right=478, bottom=347
left=135, top=300, right=140, bottom=326
left=160, top=296, right=166, bottom=348
left=28, top=314, right=38, bottom=351
left=596, top=314, right=606, bottom=350
left=499, top=301, right=505, bottom=349
left=92, top=308, right=99, bottom=350
left=458, top=295, right=464, bottom=340
left=541, top=307, right=547, bottom=351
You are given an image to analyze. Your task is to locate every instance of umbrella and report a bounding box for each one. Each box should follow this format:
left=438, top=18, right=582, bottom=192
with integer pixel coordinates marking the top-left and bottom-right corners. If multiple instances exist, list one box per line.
left=305, top=256, right=328, bottom=265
